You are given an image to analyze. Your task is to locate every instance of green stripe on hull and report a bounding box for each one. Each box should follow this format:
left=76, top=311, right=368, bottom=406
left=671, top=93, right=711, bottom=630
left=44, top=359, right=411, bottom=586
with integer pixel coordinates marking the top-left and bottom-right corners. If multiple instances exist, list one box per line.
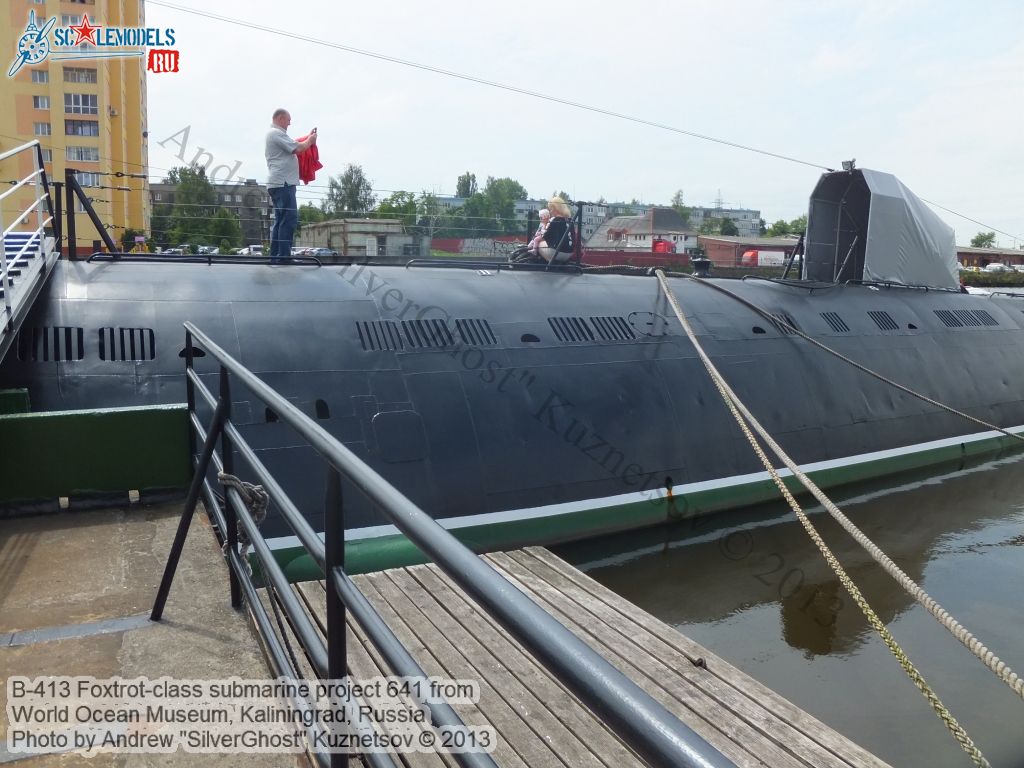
left=272, top=429, right=1024, bottom=580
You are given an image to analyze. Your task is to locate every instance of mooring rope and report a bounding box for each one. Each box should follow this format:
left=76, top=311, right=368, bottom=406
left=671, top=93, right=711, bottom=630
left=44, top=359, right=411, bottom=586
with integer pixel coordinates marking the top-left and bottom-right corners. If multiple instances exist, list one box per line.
left=655, top=270, right=991, bottom=767
left=670, top=271, right=1024, bottom=703
left=217, top=472, right=269, bottom=572
left=673, top=273, right=1024, bottom=445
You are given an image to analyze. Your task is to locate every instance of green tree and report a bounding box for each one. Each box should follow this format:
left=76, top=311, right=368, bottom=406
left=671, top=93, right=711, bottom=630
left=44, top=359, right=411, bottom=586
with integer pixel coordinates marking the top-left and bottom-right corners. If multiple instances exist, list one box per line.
left=150, top=203, right=174, bottom=249
left=759, top=218, right=767, bottom=235
left=553, top=190, right=574, bottom=205
left=971, top=231, right=997, bottom=248
left=670, top=190, right=691, bottom=227
left=789, top=214, right=808, bottom=234
left=322, top=165, right=376, bottom=217
left=375, top=190, right=418, bottom=228
left=767, top=219, right=792, bottom=237
left=163, top=165, right=217, bottom=247
left=699, top=217, right=723, bottom=235
left=483, top=176, right=528, bottom=234
left=208, top=208, right=241, bottom=249
left=720, top=218, right=739, bottom=236
left=296, top=201, right=324, bottom=235
left=456, top=172, right=477, bottom=198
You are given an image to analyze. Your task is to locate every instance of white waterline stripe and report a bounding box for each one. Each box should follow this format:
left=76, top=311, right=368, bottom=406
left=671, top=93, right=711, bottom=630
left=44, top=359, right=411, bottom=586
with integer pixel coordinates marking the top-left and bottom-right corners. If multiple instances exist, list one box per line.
left=264, top=424, right=1024, bottom=551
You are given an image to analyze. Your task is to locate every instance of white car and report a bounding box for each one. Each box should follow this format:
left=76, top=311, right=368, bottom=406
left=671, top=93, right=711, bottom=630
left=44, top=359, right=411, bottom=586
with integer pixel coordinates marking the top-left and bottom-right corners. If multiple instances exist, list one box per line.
left=983, top=263, right=1012, bottom=273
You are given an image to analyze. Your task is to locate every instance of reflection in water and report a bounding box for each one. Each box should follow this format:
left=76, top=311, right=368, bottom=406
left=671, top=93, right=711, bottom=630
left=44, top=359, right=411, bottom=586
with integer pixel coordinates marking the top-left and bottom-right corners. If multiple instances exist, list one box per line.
left=556, top=450, right=1024, bottom=768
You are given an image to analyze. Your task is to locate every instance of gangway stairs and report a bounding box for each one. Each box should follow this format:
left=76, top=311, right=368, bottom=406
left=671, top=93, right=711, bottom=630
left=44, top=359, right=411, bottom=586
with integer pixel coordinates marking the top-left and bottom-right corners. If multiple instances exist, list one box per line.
left=0, top=140, right=60, bottom=363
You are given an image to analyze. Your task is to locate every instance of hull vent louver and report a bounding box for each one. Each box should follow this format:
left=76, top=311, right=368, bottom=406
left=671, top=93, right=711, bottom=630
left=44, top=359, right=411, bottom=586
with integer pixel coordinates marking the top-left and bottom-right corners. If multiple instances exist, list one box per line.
left=548, top=317, right=596, bottom=343
left=868, top=311, right=899, bottom=331
left=455, top=318, right=497, bottom=346
left=769, top=313, right=799, bottom=335
left=402, top=319, right=455, bottom=348
left=820, top=312, right=850, bottom=333
left=99, top=327, right=155, bottom=361
left=17, top=326, right=84, bottom=362
left=934, top=310, right=962, bottom=328
left=357, top=320, right=404, bottom=351
left=589, top=316, right=636, bottom=341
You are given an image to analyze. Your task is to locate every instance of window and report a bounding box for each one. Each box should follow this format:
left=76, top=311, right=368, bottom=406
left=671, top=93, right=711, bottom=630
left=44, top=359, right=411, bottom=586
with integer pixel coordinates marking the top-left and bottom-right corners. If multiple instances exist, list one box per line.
left=33, top=122, right=51, bottom=136
left=32, top=0, right=46, bottom=4
left=32, top=95, right=49, bottom=109
left=62, top=15, right=81, bottom=26
left=64, top=93, right=98, bottom=115
left=65, top=119, right=99, bottom=136
left=31, top=69, right=48, bottom=83
left=153, top=192, right=162, bottom=201
left=41, top=149, right=52, bottom=162
left=63, top=67, right=97, bottom=84
left=66, top=146, right=99, bottom=162
left=76, top=172, right=100, bottom=187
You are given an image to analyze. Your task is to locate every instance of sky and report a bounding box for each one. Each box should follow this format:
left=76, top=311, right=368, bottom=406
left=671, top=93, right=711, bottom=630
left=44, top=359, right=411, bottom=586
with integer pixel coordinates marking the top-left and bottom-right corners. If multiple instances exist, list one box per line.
left=145, top=0, right=1024, bottom=247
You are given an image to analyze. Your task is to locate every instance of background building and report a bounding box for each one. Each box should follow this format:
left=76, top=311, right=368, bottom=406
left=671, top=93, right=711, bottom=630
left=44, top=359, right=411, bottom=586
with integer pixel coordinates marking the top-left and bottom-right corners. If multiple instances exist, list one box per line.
left=688, top=206, right=762, bottom=238
left=0, top=1, right=149, bottom=251
left=294, top=218, right=426, bottom=261
left=149, top=178, right=270, bottom=247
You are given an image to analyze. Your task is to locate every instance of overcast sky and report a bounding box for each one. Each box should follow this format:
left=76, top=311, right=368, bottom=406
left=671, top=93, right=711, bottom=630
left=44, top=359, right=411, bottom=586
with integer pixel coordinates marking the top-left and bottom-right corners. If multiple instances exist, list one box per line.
left=146, top=0, right=1023, bottom=247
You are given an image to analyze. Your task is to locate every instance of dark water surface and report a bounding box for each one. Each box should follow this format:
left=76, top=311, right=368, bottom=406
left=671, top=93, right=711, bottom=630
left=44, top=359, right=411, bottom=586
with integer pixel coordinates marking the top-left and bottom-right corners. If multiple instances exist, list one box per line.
left=556, top=452, right=1024, bottom=767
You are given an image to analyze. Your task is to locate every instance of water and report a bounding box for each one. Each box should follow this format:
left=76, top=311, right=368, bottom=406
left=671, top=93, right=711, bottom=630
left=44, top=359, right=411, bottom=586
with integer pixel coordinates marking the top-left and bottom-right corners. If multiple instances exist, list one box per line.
left=556, top=451, right=1024, bottom=767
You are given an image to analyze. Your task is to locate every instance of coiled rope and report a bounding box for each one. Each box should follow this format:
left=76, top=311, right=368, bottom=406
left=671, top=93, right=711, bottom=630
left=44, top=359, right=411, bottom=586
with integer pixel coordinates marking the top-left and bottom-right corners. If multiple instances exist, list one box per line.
left=655, top=270, right=991, bottom=767
left=670, top=272, right=1024, bottom=702
left=217, top=472, right=269, bottom=572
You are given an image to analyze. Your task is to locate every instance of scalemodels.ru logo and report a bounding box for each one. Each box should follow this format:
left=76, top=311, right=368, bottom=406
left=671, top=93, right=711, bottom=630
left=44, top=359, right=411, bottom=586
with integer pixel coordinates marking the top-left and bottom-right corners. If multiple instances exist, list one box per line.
left=7, top=10, right=180, bottom=77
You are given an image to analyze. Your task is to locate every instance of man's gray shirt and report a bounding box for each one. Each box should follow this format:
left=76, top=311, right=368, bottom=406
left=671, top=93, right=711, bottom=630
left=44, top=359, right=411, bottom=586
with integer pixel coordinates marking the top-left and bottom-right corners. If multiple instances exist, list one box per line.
left=265, top=125, right=299, bottom=188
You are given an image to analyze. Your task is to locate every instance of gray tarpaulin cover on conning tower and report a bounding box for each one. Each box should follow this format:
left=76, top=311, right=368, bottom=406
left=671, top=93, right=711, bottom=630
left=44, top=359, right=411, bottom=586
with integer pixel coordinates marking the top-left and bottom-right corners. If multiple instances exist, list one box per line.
left=804, top=168, right=957, bottom=288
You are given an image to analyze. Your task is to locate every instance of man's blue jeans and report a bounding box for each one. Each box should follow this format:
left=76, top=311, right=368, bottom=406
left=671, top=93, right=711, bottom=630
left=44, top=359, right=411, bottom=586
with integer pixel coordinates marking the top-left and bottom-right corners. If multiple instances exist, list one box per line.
left=269, top=184, right=297, bottom=261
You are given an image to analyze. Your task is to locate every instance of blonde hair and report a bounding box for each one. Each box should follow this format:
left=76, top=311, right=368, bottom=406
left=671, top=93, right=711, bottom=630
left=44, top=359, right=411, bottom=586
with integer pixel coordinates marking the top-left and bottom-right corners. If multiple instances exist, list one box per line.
left=548, top=197, right=571, bottom=217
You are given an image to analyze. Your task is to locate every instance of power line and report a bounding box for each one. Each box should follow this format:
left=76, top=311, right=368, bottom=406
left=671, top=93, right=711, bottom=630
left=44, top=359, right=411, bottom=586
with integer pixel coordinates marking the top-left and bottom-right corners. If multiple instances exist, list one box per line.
left=148, top=0, right=832, bottom=172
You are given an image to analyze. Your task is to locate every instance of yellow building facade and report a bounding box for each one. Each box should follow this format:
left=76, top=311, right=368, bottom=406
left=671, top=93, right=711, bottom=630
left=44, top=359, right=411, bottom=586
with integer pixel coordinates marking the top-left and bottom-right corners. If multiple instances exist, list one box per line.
left=1, top=0, right=149, bottom=251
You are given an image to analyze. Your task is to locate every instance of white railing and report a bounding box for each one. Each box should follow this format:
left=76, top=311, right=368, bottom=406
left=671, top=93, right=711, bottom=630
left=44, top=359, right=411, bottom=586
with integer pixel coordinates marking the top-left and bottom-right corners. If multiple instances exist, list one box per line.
left=0, top=139, right=52, bottom=325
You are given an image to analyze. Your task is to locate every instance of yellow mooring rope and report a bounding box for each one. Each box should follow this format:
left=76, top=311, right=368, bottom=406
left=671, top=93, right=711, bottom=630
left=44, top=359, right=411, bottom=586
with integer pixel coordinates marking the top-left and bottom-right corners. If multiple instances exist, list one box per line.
left=655, top=270, right=990, bottom=768
left=668, top=272, right=1024, bottom=703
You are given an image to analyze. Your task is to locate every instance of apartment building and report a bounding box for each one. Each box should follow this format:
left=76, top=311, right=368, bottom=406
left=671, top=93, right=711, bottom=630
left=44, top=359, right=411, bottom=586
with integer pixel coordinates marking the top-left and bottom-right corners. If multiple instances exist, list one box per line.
left=1, top=1, right=149, bottom=250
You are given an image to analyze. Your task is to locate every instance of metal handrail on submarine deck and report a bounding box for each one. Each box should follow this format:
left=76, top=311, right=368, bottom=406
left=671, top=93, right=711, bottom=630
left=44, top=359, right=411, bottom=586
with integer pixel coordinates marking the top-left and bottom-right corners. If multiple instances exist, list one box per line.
left=151, top=321, right=735, bottom=768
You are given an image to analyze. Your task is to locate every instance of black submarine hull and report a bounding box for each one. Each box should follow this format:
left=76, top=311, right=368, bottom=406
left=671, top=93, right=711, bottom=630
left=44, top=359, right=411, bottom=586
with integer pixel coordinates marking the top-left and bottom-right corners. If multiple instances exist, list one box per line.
left=3, top=260, right=1023, bottom=572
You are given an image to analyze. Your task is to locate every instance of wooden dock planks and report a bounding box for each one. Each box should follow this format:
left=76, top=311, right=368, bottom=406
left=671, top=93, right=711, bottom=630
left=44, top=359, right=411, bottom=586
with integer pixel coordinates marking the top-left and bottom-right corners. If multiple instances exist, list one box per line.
left=288, top=547, right=890, bottom=768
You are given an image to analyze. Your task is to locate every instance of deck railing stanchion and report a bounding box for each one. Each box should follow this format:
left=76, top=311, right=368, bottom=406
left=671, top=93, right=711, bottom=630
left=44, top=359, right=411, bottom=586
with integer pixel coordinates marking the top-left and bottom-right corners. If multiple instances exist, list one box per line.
left=151, top=394, right=228, bottom=621
left=219, top=365, right=241, bottom=609
left=325, top=466, right=347, bottom=768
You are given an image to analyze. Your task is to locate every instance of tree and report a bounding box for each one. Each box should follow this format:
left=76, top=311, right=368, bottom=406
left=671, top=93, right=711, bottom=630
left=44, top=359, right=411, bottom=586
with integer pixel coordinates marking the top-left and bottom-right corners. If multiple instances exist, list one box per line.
left=553, top=190, right=574, bottom=205
left=670, top=190, right=691, bottom=227
left=767, top=219, right=791, bottom=237
left=208, top=208, right=241, bottom=249
left=163, top=165, right=217, bottom=248
left=416, top=192, right=449, bottom=239
left=759, top=218, right=767, bottom=236
left=789, top=214, right=808, bottom=234
left=456, top=172, right=477, bottom=198
left=484, top=176, right=529, bottom=234
left=971, top=231, right=997, bottom=248
left=720, top=218, right=739, bottom=236
left=322, top=164, right=376, bottom=217
left=375, top=191, right=418, bottom=228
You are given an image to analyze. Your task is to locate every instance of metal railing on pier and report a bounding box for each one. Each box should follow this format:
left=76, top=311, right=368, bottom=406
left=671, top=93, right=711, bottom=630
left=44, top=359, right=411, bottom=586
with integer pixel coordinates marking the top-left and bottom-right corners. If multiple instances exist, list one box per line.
left=0, top=140, right=58, bottom=362
left=151, top=321, right=735, bottom=768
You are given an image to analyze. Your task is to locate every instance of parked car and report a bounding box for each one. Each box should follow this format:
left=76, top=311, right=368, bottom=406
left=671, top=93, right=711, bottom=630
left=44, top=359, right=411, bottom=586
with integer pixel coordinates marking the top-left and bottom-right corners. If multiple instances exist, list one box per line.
left=983, top=263, right=1012, bottom=273
left=237, top=244, right=264, bottom=256
left=310, top=248, right=338, bottom=259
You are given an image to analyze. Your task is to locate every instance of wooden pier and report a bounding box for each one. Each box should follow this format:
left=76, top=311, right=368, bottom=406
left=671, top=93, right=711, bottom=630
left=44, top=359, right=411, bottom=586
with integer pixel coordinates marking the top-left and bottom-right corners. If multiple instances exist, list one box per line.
left=289, top=547, right=890, bottom=768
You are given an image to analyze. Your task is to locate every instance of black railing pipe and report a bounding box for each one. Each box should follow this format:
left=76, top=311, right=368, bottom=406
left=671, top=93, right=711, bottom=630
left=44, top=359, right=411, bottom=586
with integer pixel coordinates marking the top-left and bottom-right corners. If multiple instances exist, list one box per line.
left=151, top=396, right=228, bottom=621
left=182, top=321, right=734, bottom=768
left=218, top=367, right=241, bottom=609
